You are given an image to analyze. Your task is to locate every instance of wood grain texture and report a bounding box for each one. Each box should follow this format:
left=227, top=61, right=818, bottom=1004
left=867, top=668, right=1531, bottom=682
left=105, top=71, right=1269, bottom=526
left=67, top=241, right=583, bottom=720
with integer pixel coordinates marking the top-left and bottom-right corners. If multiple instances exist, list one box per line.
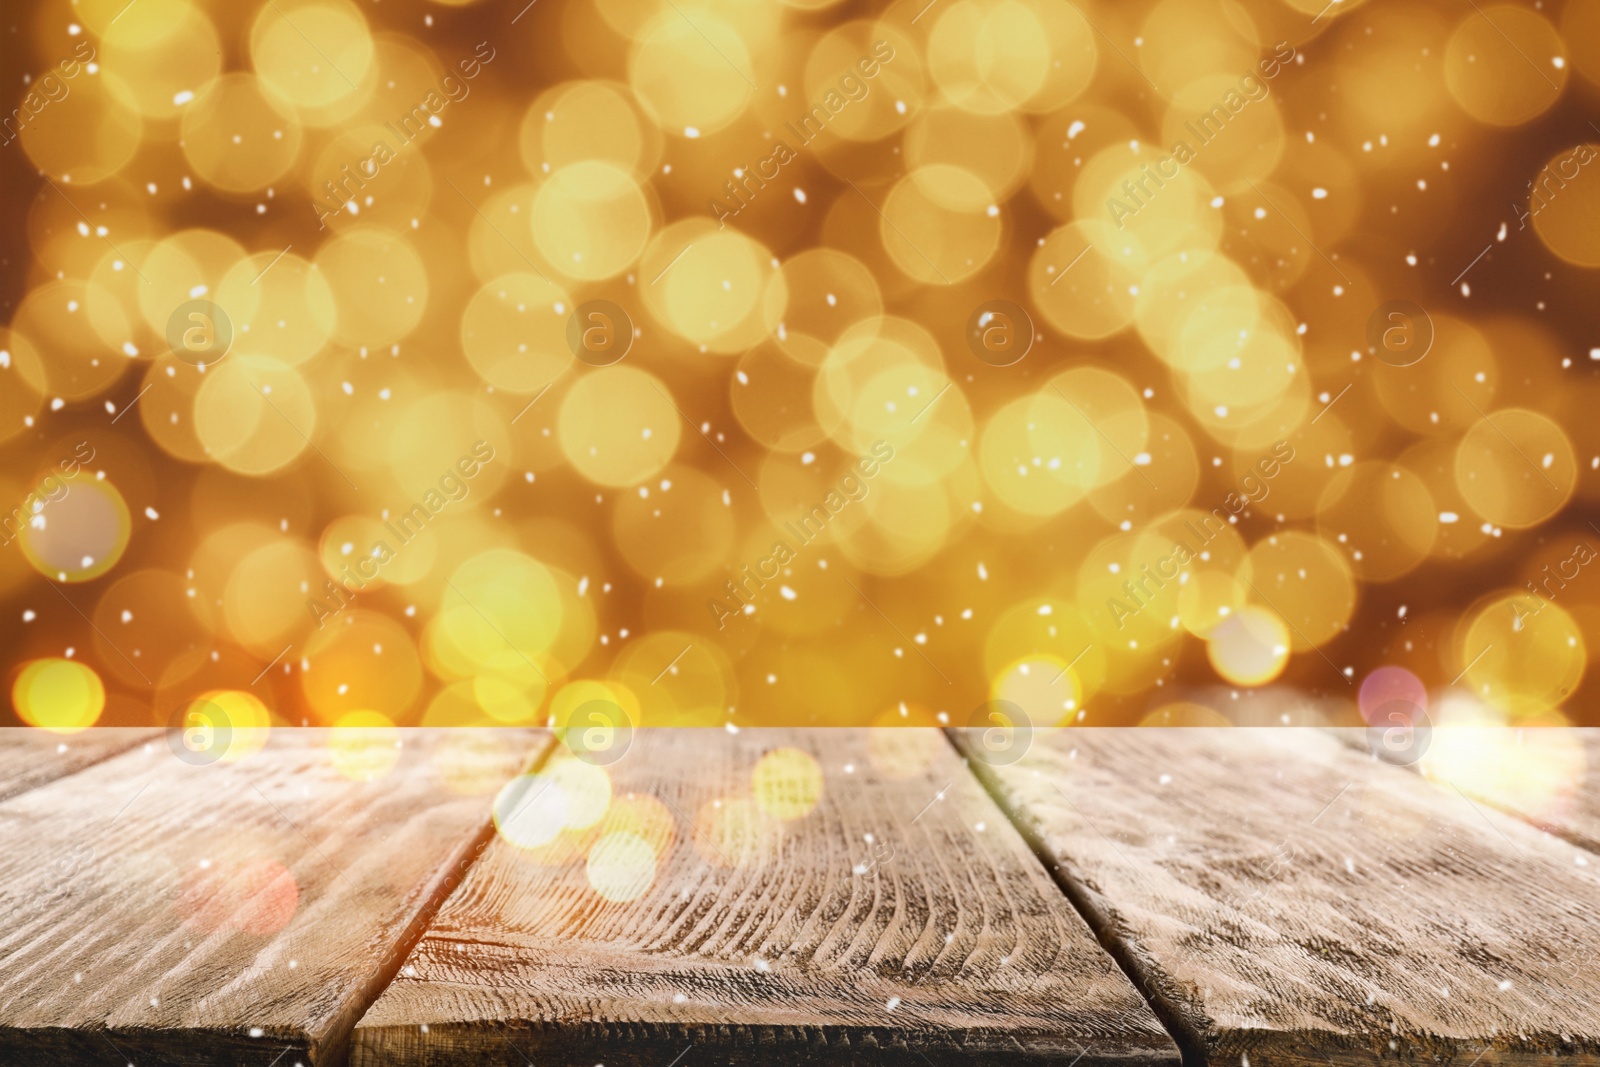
left=0, top=728, right=157, bottom=803
left=965, top=728, right=1600, bottom=1067
left=0, top=727, right=546, bottom=1066
left=351, top=728, right=1179, bottom=1067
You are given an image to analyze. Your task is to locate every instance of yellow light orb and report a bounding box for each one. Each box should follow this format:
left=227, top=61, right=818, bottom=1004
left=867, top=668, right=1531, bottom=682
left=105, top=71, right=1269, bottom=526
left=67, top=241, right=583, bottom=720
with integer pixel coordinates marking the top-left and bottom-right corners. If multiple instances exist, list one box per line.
left=1029, top=221, right=1139, bottom=340
left=532, top=162, right=653, bottom=281
left=612, top=465, right=736, bottom=585
left=926, top=0, right=1052, bottom=113
left=751, top=747, right=824, bottom=820
left=250, top=0, right=376, bottom=117
left=1079, top=143, right=1222, bottom=266
left=222, top=536, right=321, bottom=651
left=1177, top=570, right=1247, bottom=638
left=0, top=328, right=48, bottom=445
left=1454, top=408, right=1575, bottom=529
left=1159, top=73, right=1285, bottom=186
left=586, top=830, right=658, bottom=902
left=1205, top=604, right=1290, bottom=686
left=216, top=251, right=337, bottom=367
left=102, top=4, right=223, bottom=120
left=629, top=11, right=754, bottom=136
left=315, top=227, right=429, bottom=347
left=180, top=74, right=304, bottom=193
left=135, top=228, right=245, bottom=338
left=301, top=611, right=425, bottom=722
left=1443, top=5, right=1566, bottom=126
left=1370, top=313, right=1497, bottom=436
left=13, top=659, right=105, bottom=733
left=520, top=80, right=659, bottom=180
left=730, top=341, right=828, bottom=452
left=978, top=391, right=1100, bottom=516
left=460, top=273, right=573, bottom=393
left=547, top=758, right=613, bottom=830
left=328, top=710, right=401, bottom=781
left=193, top=355, right=317, bottom=476
left=609, top=632, right=734, bottom=726
left=1316, top=462, right=1438, bottom=582
left=15, top=280, right=131, bottom=401
left=1238, top=532, right=1357, bottom=650
left=18, top=65, right=142, bottom=184
left=472, top=650, right=549, bottom=725
left=1530, top=144, right=1600, bottom=267
left=879, top=165, right=1000, bottom=285
left=763, top=248, right=882, bottom=362
left=1138, top=0, right=1261, bottom=91
left=641, top=222, right=778, bottom=352
left=1461, top=596, right=1585, bottom=718
left=436, top=549, right=565, bottom=671
left=991, top=655, right=1083, bottom=726
left=797, top=23, right=924, bottom=142
left=73, top=0, right=191, bottom=42
left=557, top=366, right=682, bottom=487
left=189, top=689, right=274, bottom=764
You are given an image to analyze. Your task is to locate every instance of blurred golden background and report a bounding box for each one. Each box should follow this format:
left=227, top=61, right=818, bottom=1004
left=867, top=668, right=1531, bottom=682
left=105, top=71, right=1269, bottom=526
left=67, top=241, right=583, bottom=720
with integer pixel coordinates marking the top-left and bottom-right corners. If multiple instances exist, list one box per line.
left=3, top=0, right=1600, bottom=752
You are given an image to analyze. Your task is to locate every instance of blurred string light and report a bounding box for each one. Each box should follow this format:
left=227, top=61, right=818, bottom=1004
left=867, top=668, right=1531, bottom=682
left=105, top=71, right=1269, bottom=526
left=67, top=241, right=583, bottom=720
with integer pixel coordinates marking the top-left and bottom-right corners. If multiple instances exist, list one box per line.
left=0, top=0, right=1594, bottom=839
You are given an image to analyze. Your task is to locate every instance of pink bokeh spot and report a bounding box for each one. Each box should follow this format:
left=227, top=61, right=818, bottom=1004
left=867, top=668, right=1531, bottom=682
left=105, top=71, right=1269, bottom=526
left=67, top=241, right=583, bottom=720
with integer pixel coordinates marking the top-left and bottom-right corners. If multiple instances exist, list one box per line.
left=1358, top=665, right=1428, bottom=725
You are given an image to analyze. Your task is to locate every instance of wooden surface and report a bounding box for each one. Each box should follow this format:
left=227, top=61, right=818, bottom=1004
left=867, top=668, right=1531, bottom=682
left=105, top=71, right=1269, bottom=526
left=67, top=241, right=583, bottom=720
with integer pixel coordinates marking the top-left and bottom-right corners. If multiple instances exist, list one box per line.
left=964, top=727, right=1600, bottom=1067
left=1433, top=728, right=1600, bottom=857
left=1, top=726, right=1595, bottom=1066
left=0, top=727, right=157, bottom=803
left=350, top=728, right=1180, bottom=1067
left=0, top=727, right=546, bottom=1066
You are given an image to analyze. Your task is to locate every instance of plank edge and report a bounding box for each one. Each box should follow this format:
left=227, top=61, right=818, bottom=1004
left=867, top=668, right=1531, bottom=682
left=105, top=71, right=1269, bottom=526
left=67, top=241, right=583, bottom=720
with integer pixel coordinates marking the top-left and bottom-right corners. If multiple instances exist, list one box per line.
left=352, top=1019, right=1182, bottom=1067
left=313, top=730, right=558, bottom=1066
left=946, top=728, right=1211, bottom=1067
left=0, top=729, right=163, bottom=805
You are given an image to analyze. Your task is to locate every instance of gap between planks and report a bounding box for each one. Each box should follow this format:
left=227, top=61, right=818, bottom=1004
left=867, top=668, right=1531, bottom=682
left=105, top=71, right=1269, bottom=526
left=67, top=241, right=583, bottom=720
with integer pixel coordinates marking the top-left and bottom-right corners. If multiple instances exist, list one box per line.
left=941, top=727, right=1211, bottom=1067
left=956, top=727, right=1600, bottom=1067
left=0, top=728, right=551, bottom=1067
left=314, top=731, right=561, bottom=1067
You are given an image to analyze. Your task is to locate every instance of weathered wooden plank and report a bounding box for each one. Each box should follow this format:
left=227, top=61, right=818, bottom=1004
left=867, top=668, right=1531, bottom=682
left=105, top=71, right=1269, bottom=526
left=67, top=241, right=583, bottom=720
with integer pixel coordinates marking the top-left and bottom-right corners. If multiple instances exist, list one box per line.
left=964, top=727, right=1600, bottom=1067
left=0, top=728, right=157, bottom=803
left=1324, top=726, right=1600, bottom=858
left=1425, top=728, right=1598, bottom=858
left=351, top=728, right=1179, bottom=1067
left=0, top=727, right=547, bottom=1065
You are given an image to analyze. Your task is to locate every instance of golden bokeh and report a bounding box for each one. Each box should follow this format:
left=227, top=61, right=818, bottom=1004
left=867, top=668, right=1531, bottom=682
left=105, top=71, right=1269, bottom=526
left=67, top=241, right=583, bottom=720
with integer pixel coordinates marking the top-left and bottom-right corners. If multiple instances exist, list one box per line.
left=1, top=0, right=1598, bottom=747
left=1443, top=6, right=1566, bottom=127
left=1206, top=604, right=1290, bottom=687
left=250, top=0, right=377, bottom=120
left=328, top=709, right=401, bottom=780
left=180, top=74, right=305, bottom=193
left=629, top=12, right=755, bottom=136
left=533, top=163, right=654, bottom=282
left=12, top=658, right=104, bottom=732
left=751, top=746, right=824, bottom=820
